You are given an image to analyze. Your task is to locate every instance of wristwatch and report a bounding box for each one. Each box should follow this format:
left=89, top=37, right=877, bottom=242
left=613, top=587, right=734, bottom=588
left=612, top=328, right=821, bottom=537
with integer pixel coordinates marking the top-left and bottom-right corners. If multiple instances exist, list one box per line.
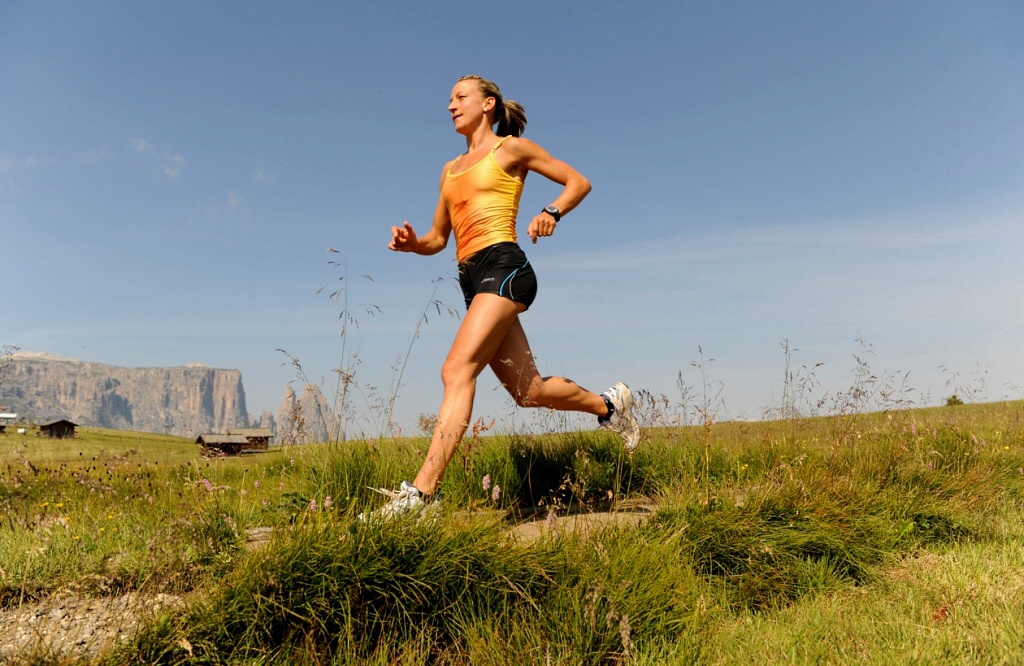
left=542, top=205, right=561, bottom=222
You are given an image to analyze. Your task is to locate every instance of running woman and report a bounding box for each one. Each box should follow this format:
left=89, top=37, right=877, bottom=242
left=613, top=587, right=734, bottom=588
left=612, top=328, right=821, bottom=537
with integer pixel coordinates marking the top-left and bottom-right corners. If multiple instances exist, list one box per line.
left=377, top=75, right=639, bottom=518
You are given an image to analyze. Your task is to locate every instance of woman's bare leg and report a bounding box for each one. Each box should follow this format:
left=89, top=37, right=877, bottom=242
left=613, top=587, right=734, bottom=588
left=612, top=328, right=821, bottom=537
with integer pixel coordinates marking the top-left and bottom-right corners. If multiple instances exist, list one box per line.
left=412, top=294, right=524, bottom=495
left=489, top=317, right=608, bottom=415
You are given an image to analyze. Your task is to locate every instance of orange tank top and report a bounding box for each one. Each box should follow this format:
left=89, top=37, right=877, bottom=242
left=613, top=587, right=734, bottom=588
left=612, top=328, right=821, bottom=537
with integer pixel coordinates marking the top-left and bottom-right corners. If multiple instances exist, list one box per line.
left=441, top=136, right=524, bottom=263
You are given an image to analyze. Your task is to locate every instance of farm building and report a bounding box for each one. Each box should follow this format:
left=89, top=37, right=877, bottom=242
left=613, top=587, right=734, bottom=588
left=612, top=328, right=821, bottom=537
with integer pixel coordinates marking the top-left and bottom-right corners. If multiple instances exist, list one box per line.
left=0, top=413, right=16, bottom=434
left=196, top=434, right=250, bottom=456
left=39, top=419, right=77, bottom=439
left=225, top=428, right=273, bottom=450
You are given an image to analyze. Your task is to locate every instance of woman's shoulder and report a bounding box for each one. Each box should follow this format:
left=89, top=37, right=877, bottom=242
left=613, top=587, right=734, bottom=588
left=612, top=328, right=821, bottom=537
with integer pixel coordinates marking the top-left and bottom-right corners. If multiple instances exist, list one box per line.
left=495, top=136, right=546, bottom=161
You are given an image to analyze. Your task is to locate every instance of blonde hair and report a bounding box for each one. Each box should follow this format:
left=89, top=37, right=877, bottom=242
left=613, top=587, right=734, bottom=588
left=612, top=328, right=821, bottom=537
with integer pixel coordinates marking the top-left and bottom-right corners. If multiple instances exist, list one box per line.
left=458, top=74, right=527, bottom=137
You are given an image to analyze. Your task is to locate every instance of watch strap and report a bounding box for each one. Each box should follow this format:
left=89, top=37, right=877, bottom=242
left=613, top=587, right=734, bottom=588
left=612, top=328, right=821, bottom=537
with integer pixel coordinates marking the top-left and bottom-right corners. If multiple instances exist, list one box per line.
left=542, top=205, right=561, bottom=222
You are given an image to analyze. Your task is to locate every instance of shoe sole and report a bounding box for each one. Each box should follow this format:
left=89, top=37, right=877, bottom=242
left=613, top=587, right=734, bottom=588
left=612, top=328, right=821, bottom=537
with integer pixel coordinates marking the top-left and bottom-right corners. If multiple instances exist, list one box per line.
left=606, top=383, right=641, bottom=452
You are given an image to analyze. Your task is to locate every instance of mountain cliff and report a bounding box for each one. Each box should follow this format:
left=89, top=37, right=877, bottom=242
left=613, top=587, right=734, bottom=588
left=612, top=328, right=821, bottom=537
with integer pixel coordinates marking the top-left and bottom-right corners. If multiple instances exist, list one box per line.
left=275, top=383, right=334, bottom=444
left=0, top=352, right=250, bottom=437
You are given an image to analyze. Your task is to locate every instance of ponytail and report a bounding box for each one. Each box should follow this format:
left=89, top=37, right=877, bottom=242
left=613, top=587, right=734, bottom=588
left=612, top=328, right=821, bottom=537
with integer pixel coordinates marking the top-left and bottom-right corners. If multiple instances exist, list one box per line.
left=496, top=99, right=527, bottom=137
left=458, top=74, right=527, bottom=137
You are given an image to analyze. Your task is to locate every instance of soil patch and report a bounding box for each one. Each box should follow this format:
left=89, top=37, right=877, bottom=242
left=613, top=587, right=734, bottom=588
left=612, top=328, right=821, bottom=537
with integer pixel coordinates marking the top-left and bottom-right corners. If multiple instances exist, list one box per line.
left=0, top=591, right=183, bottom=662
left=509, top=499, right=658, bottom=542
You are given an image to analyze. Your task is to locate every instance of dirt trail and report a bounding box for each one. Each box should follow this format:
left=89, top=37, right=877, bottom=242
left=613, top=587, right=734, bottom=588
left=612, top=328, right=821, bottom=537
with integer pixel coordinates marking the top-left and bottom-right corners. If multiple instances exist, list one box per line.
left=508, top=501, right=658, bottom=542
left=0, top=591, right=183, bottom=662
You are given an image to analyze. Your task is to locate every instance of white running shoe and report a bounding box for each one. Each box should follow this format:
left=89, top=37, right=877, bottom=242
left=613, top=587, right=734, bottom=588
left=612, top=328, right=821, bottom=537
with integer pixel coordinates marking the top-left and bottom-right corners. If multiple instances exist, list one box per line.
left=600, top=382, right=640, bottom=452
left=358, top=481, right=436, bottom=522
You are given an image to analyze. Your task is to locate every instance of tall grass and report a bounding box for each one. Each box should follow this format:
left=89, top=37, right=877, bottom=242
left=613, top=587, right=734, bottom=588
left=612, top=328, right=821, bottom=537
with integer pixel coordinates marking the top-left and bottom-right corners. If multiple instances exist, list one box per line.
left=106, top=400, right=1024, bottom=663
left=3, top=397, right=1024, bottom=663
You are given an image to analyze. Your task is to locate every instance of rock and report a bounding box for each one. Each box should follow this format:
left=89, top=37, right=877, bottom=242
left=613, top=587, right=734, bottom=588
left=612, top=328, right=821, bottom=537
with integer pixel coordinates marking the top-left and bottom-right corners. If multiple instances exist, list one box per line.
left=1, top=352, right=250, bottom=437
left=275, top=383, right=336, bottom=444
left=255, top=409, right=276, bottom=432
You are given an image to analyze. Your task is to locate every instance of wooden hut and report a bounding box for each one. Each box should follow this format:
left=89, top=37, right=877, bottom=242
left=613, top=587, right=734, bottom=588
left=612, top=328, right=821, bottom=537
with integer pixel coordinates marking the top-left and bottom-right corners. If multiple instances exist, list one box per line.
left=39, top=419, right=77, bottom=439
left=196, top=434, right=249, bottom=456
left=225, top=428, right=273, bottom=451
left=0, top=412, right=16, bottom=434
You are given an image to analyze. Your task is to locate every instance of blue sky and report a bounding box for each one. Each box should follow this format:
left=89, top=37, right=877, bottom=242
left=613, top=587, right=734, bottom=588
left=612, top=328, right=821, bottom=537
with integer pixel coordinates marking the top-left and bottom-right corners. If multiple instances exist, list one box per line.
left=2, top=1, right=1022, bottom=433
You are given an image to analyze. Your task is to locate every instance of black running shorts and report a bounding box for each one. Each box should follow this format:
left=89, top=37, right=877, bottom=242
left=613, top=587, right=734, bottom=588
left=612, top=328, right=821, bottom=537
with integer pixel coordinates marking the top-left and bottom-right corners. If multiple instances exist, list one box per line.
left=457, top=242, right=538, bottom=310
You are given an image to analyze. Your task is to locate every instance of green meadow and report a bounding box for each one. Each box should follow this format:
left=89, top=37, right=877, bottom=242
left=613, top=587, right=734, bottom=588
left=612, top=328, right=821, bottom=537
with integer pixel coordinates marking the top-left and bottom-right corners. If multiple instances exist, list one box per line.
left=2, top=399, right=1024, bottom=664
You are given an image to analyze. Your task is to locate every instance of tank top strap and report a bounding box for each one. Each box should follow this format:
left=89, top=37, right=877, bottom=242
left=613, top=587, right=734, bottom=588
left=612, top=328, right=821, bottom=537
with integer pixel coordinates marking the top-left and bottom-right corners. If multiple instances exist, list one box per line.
left=491, top=136, right=510, bottom=153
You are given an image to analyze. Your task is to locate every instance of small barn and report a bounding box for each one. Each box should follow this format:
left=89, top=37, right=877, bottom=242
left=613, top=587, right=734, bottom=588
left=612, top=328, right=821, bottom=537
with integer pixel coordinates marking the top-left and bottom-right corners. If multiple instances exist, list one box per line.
left=0, top=413, right=16, bottom=434
left=196, top=434, right=249, bottom=456
left=39, top=419, right=77, bottom=439
left=225, top=428, right=273, bottom=451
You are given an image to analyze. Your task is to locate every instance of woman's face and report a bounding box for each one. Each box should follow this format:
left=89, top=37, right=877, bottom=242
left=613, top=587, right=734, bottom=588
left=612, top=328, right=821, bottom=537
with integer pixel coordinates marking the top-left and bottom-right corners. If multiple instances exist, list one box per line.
left=448, top=80, right=493, bottom=135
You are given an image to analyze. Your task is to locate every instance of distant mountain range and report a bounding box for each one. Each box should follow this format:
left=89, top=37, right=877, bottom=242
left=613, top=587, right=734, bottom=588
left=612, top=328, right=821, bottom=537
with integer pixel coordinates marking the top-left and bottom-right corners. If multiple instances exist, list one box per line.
left=0, top=352, right=254, bottom=438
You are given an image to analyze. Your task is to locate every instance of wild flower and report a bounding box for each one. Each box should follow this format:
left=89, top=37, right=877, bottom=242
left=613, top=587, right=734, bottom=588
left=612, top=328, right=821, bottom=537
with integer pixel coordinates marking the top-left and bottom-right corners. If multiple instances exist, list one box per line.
left=323, top=495, right=332, bottom=508
left=481, top=474, right=491, bottom=492
left=201, top=479, right=213, bottom=492
left=262, top=499, right=268, bottom=507
left=492, top=484, right=501, bottom=503
left=254, top=480, right=260, bottom=489
left=309, top=499, right=318, bottom=512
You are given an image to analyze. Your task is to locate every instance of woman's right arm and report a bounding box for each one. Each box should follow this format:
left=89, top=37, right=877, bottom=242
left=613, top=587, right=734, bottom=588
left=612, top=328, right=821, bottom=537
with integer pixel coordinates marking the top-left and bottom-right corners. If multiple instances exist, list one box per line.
left=389, top=166, right=452, bottom=255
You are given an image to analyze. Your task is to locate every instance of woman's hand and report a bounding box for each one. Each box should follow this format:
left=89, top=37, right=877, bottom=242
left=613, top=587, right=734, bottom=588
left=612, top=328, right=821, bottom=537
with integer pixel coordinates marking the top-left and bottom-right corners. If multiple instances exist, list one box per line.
left=527, top=212, right=557, bottom=243
left=389, top=221, right=419, bottom=252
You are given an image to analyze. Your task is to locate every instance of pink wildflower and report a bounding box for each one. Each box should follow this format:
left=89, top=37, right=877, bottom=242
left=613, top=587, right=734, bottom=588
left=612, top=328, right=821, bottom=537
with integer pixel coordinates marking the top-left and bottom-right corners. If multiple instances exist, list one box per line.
left=492, top=484, right=501, bottom=503
left=324, top=495, right=332, bottom=508
left=254, top=480, right=260, bottom=489
left=482, top=474, right=492, bottom=492
left=309, top=498, right=318, bottom=512
left=201, top=479, right=213, bottom=492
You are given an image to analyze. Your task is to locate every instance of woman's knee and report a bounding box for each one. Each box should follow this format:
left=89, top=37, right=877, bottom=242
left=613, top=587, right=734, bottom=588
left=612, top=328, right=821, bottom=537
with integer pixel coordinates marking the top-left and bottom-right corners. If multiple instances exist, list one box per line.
left=440, top=358, right=477, bottom=390
left=513, top=377, right=546, bottom=408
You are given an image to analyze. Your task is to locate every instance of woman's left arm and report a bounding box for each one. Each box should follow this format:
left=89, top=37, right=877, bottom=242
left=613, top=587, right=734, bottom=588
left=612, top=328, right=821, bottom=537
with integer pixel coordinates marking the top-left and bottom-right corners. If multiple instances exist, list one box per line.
left=503, top=137, right=592, bottom=243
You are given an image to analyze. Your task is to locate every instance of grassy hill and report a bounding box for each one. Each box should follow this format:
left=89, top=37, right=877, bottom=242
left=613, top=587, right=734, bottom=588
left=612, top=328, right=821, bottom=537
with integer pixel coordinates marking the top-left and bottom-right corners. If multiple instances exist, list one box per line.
left=2, top=401, right=1023, bottom=664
